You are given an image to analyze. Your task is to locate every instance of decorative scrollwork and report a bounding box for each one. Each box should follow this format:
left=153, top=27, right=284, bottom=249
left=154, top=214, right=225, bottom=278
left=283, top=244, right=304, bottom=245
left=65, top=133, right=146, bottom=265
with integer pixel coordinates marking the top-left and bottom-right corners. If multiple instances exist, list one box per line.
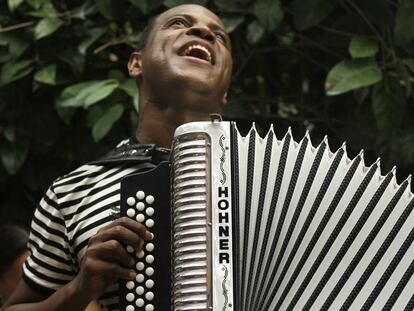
left=219, top=135, right=226, bottom=185
left=221, top=265, right=229, bottom=311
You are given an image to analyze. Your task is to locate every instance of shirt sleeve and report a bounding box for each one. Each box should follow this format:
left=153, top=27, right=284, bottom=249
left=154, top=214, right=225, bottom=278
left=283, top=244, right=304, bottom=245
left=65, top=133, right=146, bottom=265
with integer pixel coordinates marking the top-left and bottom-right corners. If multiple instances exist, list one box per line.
left=23, top=185, right=77, bottom=296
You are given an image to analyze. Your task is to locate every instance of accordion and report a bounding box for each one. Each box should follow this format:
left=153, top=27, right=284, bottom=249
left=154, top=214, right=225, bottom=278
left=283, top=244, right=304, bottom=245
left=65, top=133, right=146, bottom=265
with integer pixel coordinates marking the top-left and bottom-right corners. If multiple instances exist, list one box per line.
left=119, top=120, right=414, bottom=311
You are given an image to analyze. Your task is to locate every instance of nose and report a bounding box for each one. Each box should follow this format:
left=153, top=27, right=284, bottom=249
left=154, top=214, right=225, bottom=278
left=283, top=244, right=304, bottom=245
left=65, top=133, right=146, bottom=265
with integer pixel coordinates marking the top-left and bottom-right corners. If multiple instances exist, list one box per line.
left=186, top=26, right=216, bottom=43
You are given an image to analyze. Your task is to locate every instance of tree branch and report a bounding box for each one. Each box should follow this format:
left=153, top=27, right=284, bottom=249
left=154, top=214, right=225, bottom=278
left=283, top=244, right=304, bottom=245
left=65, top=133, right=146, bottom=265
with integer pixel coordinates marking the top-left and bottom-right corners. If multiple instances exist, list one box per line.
left=0, top=21, right=35, bottom=33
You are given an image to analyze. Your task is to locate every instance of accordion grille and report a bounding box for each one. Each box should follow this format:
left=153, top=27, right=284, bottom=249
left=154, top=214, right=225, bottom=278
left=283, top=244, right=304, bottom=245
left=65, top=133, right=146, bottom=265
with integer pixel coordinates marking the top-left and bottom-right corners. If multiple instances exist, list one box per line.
left=172, top=135, right=211, bottom=311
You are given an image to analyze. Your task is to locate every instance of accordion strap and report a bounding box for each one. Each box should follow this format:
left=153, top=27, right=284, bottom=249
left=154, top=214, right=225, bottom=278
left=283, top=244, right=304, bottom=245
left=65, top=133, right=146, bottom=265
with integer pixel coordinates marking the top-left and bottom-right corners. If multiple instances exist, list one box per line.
left=89, top=138, right=170, bottom=167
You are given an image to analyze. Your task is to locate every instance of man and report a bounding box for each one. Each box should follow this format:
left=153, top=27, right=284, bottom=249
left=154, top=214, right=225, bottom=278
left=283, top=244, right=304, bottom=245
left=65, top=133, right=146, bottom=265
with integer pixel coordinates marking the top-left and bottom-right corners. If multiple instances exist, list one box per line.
left=0, top=224, right=29, bottom=305
left=4, top=4, right=232, bottom=311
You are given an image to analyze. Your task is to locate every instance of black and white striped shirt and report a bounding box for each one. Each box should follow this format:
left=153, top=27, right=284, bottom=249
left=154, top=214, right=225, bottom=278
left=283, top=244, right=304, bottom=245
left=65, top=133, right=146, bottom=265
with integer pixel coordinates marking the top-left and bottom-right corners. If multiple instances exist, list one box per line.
left=23, top=140, right=168, bottom=310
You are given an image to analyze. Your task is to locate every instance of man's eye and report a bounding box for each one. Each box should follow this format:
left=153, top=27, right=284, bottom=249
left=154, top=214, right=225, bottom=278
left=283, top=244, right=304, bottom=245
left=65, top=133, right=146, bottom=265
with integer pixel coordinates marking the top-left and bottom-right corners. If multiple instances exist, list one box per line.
left=216, top=33, right=225, bottom=41
left=172, top=19, right=186, bottom=26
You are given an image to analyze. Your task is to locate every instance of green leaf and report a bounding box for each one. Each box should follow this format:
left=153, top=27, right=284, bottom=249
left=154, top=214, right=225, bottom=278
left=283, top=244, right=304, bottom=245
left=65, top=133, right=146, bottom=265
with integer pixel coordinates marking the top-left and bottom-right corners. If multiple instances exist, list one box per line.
left=28, top=2, right=58, bottom=17
left=78, top=28, right=105, bottom=55
left=1, top=141, right=29, bottom=175
left=214, top=0, right=241, bottom=12
left=0, top=60, right=33, bottom=87
left=221, top=16, right=244, bottom=34
left=25, top=0, right=43, bottom=9
left=398, top=62, right=412, bottom=96
left=56, top=79, right=120, bottom=108
left=129, top=0, right=163, bottom=14
left=294, top=0, right=336, bottom=31
left=325, top=58, right=382, bottom=96
left=254, top=0, right=283, bottom=32
left=54, top=104, right=75, bottom=125
left=34, top=64, right=56, bottom=85
left=8, top=34, right=30, bottom=60
left=70, top=8, right=86, bottom=20
left=372, top=79, right=406, bottom=132
left=353, top=87, right=370, bottom=105
left=403, top=59, right=414, bottom=73
left=8, top=0, right=24, bottom=12
left=95, top=0, right=128, bottom=20
left=394, top=0, right=414, bottom=45
left=58, top=50, right=85, bottom=74
left=247, top=20, right=265, bottom=45
left=349, top=36, right=378, bottom=58
left=92, top=104, right=124, bottom=141
left=120, top=79, right=139, bottom=112
left=3, top=126, right=15, bottom=142
left=0, top=32, right=31, bottom=60
left=108, top=69, right=126, bottom=83
left=400, top=132, right=414, bottom=166
left=34, top=18, right=64, bottom=40
left=0, top=34, right=8, bottom=47
left=163, top=0, right=207, bottom=8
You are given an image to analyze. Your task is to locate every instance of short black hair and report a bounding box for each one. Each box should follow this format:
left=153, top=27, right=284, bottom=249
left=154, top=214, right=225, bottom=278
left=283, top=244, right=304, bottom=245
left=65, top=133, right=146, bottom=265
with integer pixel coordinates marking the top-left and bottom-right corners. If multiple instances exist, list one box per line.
left=136, top=15, right=159, bottom=51
left=0, top=224, right=29, bottom=279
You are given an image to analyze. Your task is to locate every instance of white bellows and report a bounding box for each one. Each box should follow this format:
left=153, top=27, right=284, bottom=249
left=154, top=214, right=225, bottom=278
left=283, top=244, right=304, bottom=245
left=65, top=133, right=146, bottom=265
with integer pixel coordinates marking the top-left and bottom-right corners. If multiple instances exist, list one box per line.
left=171, top=121, right=414, bottom=311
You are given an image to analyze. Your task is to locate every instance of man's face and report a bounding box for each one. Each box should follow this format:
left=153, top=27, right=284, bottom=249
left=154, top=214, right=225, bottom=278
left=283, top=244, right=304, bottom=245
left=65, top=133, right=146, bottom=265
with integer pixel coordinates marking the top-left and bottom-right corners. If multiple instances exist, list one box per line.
left=133, top=4, right=233, bottom=107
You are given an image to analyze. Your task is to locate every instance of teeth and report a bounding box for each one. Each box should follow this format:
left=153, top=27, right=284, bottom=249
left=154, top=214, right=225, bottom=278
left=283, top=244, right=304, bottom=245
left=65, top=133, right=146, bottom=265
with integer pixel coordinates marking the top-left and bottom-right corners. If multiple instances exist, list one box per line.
left=184, top=44, right=212, bottom=63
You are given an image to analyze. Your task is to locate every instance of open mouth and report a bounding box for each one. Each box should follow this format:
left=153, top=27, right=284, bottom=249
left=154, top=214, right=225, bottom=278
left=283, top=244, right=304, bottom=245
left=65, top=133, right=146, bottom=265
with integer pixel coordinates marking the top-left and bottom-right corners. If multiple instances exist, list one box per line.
left=182, top=44, right=213, bottom=65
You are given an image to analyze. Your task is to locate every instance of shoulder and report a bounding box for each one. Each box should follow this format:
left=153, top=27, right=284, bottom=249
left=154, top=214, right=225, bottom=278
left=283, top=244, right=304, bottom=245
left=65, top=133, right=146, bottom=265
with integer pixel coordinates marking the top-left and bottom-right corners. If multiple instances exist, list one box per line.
left=51, top=138, right=157, bottom=195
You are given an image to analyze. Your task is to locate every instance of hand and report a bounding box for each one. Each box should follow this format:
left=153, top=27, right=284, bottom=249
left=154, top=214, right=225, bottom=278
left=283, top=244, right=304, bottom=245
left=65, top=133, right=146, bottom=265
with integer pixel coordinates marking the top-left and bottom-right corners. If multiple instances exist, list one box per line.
left=72, top=217, right=152, bottom=302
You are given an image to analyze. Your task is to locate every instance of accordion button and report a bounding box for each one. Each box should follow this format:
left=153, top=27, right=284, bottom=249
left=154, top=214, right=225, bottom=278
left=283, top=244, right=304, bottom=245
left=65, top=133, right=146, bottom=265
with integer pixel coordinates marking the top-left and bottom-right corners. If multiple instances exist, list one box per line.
left=126, top=305, right=134, bottom=311
left=136, top=191, right=145, bottom=200
left=136, top=298, right=144, bottom=307
left=136, top=202, right=145, bottom=211
left=137, top=250, right=145, bottom=258
left=145, top=219, right=154, bottom=228
left=126, top=245, right=134, bottom=253
left=145, top=292, right=154, bottom=301
left=136, top=214, right=145, bottom=223
left=146, top=207, right=154, bottom=217
left=146, top=195, right=155, bottom=204
left=145, top=304, right=154, bottom=311
left=145, top=279, right=154, bottom=288
left=136, top=262, right=145, bottom=271
left=145, top=267, right=154, bottom=276
left=136, top=286, right=145, bottom=295
left=126, top=293, right=134, bottom=302
left=126, top=281, right=135, bottom=290
left=127, top=208, right=135, bottom=218
left=136, top=274, right=144, bottom=283
left=146, top=243, right=154, bottom=252
left=127, top=197, right=136, bottom=206
left=146, top=255, right=154, bottom=264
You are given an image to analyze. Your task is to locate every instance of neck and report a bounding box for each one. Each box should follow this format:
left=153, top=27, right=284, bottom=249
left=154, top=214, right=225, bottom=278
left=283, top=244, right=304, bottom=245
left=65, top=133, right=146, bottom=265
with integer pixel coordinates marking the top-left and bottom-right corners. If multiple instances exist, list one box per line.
left=136, top=101, right=218, bottom=148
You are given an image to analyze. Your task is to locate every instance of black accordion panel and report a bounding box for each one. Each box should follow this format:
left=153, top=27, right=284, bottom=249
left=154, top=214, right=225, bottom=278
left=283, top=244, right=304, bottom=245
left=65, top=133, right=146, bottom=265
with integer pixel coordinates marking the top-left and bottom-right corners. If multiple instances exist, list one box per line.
left=119, top=162, right=171, bottom=311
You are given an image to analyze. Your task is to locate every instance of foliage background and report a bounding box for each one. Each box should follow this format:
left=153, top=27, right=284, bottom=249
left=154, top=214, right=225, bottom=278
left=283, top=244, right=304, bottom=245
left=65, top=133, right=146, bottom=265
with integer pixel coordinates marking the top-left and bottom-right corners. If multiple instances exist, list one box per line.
left=0, top=0, right=413, bottom=226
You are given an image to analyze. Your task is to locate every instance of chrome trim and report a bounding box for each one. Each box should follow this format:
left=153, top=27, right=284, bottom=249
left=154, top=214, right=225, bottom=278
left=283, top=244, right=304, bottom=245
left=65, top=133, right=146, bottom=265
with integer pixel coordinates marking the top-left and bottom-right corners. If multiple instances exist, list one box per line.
left=172, top=133, right=211, bottom=310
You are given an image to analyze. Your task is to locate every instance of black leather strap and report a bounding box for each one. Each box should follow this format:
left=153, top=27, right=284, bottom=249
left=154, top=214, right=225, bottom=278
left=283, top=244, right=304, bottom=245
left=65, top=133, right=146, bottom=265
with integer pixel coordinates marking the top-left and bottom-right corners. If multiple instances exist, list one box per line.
left=89, top=139, right=170, bottom=166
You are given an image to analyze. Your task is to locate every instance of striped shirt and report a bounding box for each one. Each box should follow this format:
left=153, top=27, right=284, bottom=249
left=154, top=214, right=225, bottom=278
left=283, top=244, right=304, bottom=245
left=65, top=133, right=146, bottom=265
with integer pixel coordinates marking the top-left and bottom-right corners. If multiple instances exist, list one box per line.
left=23, top=140, right=168, bottom=310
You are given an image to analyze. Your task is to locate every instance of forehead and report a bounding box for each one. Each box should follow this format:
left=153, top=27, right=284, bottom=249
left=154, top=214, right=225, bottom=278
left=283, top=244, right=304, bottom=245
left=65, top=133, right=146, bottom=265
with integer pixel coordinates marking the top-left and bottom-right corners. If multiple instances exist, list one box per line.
left=156, top=4, right=225, bottom=29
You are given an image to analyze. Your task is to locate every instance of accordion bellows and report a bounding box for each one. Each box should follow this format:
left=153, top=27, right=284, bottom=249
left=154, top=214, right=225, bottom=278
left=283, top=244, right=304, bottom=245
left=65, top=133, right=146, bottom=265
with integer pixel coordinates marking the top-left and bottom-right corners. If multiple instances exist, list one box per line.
left=170, top=121, right=414, bottom=311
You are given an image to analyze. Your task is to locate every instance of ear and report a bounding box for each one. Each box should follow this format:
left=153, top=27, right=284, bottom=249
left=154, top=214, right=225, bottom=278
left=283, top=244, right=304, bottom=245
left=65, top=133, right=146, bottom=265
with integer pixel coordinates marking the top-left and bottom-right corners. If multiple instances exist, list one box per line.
left=221, top=92, right=228, bottom=105
left=128, top=52, right=142, bottom=79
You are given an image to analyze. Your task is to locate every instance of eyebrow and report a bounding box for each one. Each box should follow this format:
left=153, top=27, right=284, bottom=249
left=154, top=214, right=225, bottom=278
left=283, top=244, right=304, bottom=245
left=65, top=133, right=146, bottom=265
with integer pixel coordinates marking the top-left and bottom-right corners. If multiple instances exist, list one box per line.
left=167, top=13, right=228, bottom=35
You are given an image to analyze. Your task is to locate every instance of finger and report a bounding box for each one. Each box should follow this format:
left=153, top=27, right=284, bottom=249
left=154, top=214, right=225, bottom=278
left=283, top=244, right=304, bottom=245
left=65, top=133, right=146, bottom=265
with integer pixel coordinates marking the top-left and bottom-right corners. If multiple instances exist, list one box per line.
left=116, top=217, right=153, bottom=240
left=88, top=240, right=135, bottom=268
left=88, top=259, right=136, bottom=281
left=91, top=225, right=144, bottom=250
left=97, top=217, right=153, bottom=240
